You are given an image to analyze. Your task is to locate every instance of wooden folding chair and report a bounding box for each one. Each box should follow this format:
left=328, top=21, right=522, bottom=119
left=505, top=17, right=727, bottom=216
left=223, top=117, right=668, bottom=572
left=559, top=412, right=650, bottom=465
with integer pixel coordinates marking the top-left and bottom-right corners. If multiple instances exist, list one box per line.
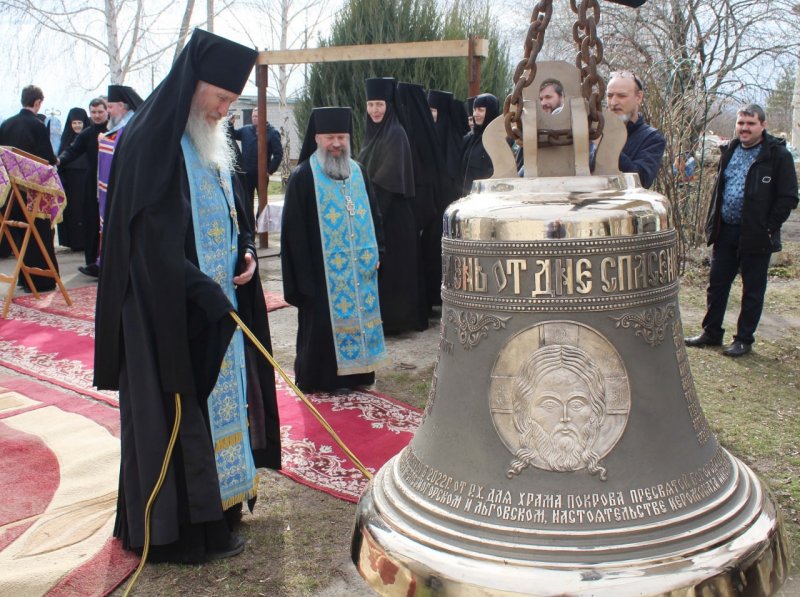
left=0, top=146, right=72, bottom=318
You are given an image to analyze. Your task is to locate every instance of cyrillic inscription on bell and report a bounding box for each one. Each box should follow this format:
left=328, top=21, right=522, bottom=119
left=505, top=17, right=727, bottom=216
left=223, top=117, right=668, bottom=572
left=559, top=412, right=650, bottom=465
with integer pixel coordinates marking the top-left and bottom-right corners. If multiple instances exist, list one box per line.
left=352, top=59, right=787, bottom=596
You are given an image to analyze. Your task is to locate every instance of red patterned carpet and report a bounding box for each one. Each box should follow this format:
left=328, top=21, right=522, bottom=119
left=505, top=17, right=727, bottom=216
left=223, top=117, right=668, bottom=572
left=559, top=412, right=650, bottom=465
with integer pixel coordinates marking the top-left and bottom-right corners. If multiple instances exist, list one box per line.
left=0, top=376, right=137, bottom=596
left=0, top=285, right=420, bottom=504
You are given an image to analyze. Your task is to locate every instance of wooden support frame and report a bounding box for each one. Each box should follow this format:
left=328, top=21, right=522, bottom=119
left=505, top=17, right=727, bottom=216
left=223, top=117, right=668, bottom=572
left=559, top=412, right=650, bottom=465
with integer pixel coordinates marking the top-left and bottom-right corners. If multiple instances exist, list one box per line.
left=0, top=148, right=72, bottom=318
left=253, top=37, right=489, bottom=247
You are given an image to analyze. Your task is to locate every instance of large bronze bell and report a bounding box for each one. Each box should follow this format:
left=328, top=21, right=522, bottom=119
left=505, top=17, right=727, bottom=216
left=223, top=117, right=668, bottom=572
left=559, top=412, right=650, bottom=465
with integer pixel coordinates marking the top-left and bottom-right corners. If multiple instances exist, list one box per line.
left=352, top=62, right=788, bottom=596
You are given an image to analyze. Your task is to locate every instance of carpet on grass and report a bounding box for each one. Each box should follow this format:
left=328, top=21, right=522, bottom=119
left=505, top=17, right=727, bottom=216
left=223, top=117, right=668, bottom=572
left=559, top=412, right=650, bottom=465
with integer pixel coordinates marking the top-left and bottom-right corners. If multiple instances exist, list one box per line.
left=12, top=284, right=291, bottom=317
left=1, top=284, right=421, bottom=503
left=0, top=376, right=137, bottom=596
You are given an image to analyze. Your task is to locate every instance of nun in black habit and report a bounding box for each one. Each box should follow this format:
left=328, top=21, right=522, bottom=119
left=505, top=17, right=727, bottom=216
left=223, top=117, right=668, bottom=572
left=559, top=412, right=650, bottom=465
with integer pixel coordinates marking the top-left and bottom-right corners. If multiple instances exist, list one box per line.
left=460, top=92, right=500, bottom=196
left=56, top=107, right=90, bottom=250
left=420, top=89, right=464, bottom=307
left=94, top=28, right=281, bottom=563
left=358, top=78, right=426, bottom=333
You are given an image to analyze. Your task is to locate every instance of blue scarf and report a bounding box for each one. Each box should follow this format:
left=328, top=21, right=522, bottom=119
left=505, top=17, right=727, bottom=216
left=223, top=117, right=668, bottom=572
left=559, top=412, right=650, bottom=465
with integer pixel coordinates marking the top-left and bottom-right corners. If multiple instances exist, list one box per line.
left=310, top=153, right=388, bottom=375
left=181, top=134, right=257, bottom=509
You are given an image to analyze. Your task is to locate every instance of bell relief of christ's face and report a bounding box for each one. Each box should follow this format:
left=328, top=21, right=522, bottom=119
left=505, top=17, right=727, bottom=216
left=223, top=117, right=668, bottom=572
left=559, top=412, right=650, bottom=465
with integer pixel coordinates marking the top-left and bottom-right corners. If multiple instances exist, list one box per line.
left=530, top=368, right=592, bottom=449
left=509, top=344, right=608, bottom=478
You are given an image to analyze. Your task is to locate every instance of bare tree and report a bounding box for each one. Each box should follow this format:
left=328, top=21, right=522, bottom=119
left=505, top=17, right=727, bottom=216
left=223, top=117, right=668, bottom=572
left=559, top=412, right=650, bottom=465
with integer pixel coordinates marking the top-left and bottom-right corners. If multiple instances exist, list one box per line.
left=173, top=0, right=196, bottom=64
left=1, top=0, right=209, bottom=83
left=228, top=0, right=332, bottom=178
left=594, top=0, right=800, bottom=258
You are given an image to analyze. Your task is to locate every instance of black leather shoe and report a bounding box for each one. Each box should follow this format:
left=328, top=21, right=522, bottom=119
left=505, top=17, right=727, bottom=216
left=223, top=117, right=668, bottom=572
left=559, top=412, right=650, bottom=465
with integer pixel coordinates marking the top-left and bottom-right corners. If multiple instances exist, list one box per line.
left=78, top=264, right=99, bottom=277
left=684, top=333, right=723, bottom=348
left=723, top=341, right=751, bottom=357
left=206, top=534, right=245, bottom=561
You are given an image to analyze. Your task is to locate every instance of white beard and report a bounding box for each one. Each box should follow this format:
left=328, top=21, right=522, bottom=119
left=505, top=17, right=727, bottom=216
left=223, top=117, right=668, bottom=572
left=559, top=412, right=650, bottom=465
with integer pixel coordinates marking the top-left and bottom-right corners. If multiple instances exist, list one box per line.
left=185, top=107, right=235, bottom=172
left=316, top=146, right=351, bottom=180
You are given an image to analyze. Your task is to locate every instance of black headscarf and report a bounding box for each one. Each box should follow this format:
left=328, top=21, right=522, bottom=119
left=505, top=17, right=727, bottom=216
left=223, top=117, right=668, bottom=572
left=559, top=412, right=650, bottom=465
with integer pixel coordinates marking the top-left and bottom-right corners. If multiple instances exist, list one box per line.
left=94, top=28, right=258, bottom=392
left=59, top=107, right=89, bottom=152
left=451, top=95, right=470, bottom=137
left=298, top=107, right=353, bottom=163
left=396, top=82, right=441, bottom=186
left=471, top=93, right=500, bottom=136
left=460, top=93, right=500, bottom=195
left=357, top=78, right=414, bottom=197
left=107, top=85, right=145, bottom=111
left=427, top=89, right=463, bottom=180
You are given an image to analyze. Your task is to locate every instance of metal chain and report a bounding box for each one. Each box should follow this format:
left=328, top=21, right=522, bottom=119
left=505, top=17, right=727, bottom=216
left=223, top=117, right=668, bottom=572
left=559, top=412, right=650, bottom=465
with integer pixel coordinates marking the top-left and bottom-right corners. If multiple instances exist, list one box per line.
left=503, top=0, right=606, bottom=146
left=503, top=0, right=554, bottom=146
left=571, top=0, right=605, bottom=140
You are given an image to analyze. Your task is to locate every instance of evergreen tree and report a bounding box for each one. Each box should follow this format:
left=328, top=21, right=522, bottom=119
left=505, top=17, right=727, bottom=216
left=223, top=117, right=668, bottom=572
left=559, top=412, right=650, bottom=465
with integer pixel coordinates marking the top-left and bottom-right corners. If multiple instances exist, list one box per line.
left=296, top=0, right=511, bottom=149
left=766, top=68, right=794, bottom=135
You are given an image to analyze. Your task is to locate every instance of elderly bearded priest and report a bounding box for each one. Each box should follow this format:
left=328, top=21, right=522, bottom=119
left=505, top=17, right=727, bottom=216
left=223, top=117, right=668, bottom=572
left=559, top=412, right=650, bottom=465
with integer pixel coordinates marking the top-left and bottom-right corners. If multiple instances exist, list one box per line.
left=281, top=107, right=388, bottom=393
left=94, top=29, right=281, bottom=564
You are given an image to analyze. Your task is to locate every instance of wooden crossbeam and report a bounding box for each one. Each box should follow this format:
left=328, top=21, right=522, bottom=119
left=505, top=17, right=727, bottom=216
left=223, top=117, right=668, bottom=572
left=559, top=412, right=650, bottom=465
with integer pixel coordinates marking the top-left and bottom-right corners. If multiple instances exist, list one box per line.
left=257, top=39, right=489, bottom=65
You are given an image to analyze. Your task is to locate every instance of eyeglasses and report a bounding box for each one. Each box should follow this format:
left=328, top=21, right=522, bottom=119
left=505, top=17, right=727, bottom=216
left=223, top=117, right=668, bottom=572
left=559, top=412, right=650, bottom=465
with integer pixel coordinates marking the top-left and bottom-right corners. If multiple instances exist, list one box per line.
left=609, top=71, right=643, bottom=91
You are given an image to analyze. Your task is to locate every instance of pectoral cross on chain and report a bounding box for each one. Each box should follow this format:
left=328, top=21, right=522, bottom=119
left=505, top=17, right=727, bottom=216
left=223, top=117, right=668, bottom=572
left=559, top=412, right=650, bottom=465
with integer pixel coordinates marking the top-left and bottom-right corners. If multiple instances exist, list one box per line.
left=345, top=195, right=355, bottom=217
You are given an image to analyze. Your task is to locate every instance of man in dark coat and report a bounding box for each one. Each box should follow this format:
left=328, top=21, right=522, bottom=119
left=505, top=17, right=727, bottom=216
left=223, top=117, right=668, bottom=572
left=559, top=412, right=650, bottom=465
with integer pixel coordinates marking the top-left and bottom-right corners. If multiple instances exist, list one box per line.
left=0, top=84, right=59, bottom=290
left=232, top=106, right=283, bottom=215
left=281, top=107, right=388, bottom=393
left=606, top=71, right=665, bottom=189
left=685, top=104, right=798, bottom=357
left=58, top=97, right=109, bottom=272
left=94, top=28, right=281, bottom=564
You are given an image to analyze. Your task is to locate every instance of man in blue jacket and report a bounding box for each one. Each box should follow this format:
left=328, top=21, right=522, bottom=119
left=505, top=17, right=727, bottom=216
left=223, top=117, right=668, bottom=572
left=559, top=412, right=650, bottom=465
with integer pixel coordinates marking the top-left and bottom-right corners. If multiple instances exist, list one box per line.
left=606, top=71, right=665, bottom=188
left=233, top=107, right=283, bottom=211
left=685, top=104, right=798, bottom=357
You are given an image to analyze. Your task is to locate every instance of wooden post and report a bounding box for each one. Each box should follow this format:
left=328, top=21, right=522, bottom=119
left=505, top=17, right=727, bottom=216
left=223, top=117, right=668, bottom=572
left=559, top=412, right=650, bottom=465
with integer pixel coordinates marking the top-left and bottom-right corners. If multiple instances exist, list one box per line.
left=256, top=63, right=269, bottom=247
left=468, top=35, right=481, bottom=98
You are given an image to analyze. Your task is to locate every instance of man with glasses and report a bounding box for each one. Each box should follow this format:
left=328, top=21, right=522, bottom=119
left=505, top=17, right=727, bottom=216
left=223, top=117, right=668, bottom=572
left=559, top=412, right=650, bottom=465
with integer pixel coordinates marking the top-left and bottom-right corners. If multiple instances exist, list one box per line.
left=605, top=71, right=665, bottom=188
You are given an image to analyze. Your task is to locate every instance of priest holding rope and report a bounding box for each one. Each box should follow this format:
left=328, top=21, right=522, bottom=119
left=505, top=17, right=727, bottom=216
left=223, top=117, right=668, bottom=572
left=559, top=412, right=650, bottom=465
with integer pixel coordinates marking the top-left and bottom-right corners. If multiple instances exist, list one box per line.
left=94, top=29, right=281, bottom=564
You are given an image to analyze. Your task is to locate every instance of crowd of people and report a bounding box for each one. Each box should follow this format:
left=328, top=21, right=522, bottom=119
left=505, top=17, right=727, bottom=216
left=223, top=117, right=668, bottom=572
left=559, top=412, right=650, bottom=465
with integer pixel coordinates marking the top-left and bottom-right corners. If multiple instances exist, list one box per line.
left=0, top=28, right=796, bottom=567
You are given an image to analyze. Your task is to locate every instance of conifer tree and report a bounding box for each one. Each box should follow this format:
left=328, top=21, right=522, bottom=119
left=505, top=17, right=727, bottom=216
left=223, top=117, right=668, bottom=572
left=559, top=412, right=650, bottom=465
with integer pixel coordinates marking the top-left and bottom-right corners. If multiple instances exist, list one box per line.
left=297, top=0, right=511, bottom=149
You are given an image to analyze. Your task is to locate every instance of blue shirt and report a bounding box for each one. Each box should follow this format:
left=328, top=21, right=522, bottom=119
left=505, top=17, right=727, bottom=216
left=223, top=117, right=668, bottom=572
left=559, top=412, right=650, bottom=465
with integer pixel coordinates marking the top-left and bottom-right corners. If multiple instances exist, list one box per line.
left=721, top=143, right=762, bottom=224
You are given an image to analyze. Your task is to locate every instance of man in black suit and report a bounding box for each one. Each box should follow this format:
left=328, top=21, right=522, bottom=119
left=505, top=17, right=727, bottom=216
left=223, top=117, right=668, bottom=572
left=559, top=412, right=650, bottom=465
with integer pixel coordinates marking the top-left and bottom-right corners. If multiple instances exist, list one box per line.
left=0, top=85, right=59, bottom=290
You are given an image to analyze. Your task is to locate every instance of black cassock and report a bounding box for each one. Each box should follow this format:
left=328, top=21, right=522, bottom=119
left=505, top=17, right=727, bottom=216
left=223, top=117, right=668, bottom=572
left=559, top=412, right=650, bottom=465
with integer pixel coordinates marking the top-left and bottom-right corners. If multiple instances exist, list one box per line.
left=281, top=160, right=385, bottom=392
left=371, top=183, right=426, bottom=333
left=58, top=121, right=108, bottom=265
left=96, top=158, right=281, bottom=561
left=358, top=97, right=426, bottom=335
left=56, top=153, right=88, bottom=250
left=94, top=29, right=276, bottom=563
